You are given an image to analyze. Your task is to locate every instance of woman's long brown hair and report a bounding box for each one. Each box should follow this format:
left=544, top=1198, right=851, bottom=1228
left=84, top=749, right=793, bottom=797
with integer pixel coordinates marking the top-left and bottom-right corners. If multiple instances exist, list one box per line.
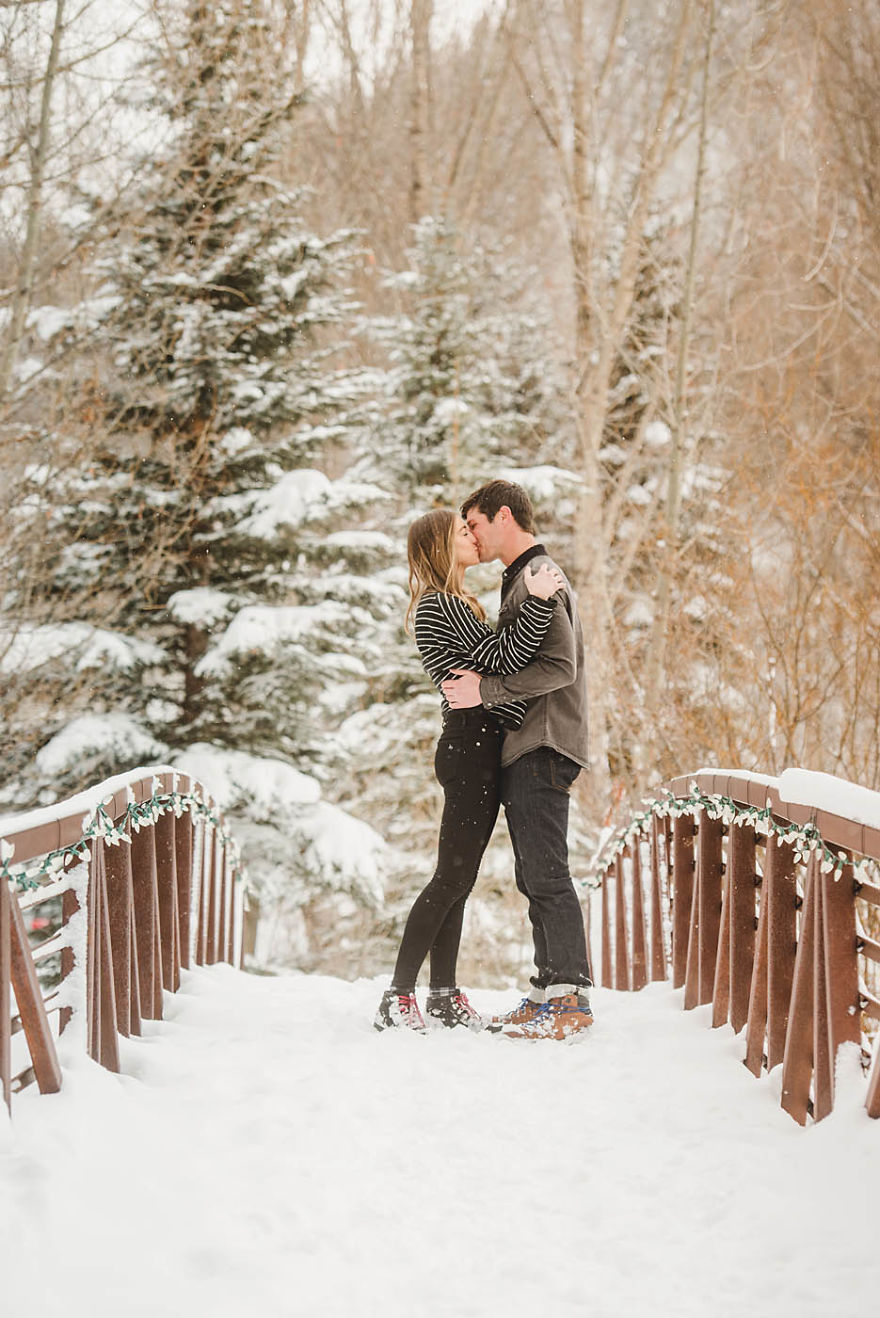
left=405, top=509, right=486, bottom=634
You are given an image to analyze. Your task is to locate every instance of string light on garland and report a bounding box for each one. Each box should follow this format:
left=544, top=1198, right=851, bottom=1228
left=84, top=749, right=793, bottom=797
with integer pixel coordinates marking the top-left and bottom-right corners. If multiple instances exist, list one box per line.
left=1, top=785, right=246, bottom=894
left=589, top=779, right=876, bottom=889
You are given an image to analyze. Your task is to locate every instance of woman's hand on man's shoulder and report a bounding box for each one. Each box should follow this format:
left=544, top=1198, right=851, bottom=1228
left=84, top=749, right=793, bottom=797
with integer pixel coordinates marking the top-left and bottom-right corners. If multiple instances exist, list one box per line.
left=525, top=563, right=564, bottom=600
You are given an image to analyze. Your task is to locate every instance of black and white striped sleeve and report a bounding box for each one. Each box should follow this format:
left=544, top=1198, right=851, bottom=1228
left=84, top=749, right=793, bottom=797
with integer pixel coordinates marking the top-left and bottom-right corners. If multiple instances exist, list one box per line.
left=428, top=593, right=556, bottom=675
left=413, top=593, right=556, bottom=729
left=465, top=597, right=556, bottom=674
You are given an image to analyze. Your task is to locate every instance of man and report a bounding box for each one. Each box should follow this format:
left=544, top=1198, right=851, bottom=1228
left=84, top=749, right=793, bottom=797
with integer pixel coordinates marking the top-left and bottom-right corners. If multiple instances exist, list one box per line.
left=441, top=479, right=593, bottom=1039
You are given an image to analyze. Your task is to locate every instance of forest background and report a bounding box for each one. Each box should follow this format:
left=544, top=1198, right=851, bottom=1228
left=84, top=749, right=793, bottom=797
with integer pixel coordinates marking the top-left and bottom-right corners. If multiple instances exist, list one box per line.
left=1, top=0, right=878, bottom=986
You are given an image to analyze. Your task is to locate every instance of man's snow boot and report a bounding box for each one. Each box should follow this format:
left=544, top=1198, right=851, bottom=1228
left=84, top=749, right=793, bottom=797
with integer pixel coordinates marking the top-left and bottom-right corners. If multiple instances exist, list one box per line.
left=485, top=995, right=545, bottom=1033
left=502, top=993, right=593, bottom=1040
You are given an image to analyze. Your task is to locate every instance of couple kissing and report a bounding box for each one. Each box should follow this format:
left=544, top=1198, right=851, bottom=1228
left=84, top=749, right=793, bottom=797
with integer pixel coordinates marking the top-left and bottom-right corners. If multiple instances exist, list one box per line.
left=374, top=478, right=593, bottom=1039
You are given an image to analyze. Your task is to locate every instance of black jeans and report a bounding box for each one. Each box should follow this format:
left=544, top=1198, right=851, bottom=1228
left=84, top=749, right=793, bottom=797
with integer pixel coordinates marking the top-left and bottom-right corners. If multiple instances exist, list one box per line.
left=391, top=708, right=501, bottom=993
left=501, top=747, right=592, bottom=992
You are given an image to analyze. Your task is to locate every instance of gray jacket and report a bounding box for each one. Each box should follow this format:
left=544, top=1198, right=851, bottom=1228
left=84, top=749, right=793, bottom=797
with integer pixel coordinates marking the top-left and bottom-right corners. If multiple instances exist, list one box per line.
left=480, top=546, right=590, bottom=770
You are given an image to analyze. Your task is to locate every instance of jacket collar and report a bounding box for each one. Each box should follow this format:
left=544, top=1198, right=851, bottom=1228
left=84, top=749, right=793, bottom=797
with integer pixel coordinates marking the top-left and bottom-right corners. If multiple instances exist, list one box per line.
left=501, top=543, right=547, bottom=594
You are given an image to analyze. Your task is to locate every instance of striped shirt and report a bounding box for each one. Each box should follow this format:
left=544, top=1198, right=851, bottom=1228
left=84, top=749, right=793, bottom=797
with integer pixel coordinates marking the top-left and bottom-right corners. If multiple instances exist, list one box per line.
left=414, top=591, right=556, bottom=728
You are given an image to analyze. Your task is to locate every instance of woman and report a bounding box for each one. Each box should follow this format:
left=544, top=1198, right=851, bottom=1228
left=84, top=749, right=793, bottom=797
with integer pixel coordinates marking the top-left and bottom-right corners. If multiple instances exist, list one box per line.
left=374, top=508, right=562, bottom=1031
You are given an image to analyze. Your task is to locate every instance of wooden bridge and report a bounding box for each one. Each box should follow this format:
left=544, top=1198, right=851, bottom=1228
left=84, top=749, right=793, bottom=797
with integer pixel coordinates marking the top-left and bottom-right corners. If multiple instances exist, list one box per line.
left=1, top=767, right=243, bottom=1109
left=3, top=762, right=880, bottom=1127
left=593, top=769, right=880, bottom=1124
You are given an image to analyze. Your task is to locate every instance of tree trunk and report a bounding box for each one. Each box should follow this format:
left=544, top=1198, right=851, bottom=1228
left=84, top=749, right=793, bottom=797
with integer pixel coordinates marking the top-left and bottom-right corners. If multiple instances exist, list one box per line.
left=566, top=0, right=614, bottom=810
left=572, top=0, right=695, bottom=802
left=408, top=0, right=432, bottom=225
left=0, top=0, right=66, bottom=401
left=643, top=0, right=716, bottom=749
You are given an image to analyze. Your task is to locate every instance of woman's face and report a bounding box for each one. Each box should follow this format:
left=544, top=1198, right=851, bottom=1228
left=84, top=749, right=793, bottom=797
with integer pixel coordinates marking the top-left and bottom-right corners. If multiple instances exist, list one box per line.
left=452, top=517, right=480, bottom=569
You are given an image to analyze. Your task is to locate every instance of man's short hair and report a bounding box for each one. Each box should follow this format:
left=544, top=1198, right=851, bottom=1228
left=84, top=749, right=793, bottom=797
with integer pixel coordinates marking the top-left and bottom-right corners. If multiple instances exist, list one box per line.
left=461, top=480, right=536, bottom=534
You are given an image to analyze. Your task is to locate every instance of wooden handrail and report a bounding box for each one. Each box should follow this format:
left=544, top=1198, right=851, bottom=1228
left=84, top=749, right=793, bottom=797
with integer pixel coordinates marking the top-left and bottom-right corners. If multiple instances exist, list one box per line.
left=1, top=766, right=245, bottom=1113
left=594, top=769, right=880, bottom=1124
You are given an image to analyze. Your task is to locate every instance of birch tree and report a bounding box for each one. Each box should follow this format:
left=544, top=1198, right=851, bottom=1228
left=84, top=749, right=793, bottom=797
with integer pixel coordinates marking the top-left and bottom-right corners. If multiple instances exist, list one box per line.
left=0, top=0, right=66, bottom=400
left=641, top=0, right=716, bottom=733
left=506, top=0, right=704, bottom=804
left=0, top=0, right=144, bottom=401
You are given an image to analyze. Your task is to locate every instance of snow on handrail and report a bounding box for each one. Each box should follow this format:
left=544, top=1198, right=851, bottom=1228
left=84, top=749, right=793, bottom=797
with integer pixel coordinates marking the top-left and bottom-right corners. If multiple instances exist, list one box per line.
left=595, top=768, right=880, bottom=881
left=0, top=763, right=189, bottom=841
left=0, top=763, right=228, bottom=874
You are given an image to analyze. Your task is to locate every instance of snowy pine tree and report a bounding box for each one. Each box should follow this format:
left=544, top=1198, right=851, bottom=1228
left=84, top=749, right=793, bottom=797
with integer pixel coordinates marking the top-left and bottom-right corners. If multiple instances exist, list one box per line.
left=360, top=215, right=557, bottom=505
left=1, top=1, right=392, bottom=966
left=326, top=216, right=583, bottom=982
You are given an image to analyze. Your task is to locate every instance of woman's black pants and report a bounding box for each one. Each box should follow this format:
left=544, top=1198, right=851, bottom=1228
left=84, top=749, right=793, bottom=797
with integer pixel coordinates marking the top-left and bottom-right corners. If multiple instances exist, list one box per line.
left=391, top=708, right=501, bottom=993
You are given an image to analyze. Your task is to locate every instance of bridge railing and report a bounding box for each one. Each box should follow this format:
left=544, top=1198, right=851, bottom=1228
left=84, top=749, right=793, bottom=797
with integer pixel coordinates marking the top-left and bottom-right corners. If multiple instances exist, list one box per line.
left=593, top=769, right=880, bottom=1125
left=1, top=766, right=244, bottom=1113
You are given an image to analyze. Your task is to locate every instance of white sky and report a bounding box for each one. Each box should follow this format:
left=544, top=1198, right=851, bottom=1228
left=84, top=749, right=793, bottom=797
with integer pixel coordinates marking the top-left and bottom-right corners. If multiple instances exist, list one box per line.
left=3, top=0, right=501, bottom=202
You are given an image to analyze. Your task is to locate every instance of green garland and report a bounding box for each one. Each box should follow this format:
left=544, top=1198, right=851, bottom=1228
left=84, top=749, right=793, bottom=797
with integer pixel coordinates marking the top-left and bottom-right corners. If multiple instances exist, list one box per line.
left=1, top=779, right=245, bottom=894
left=592, top=779, right=878, bottom=887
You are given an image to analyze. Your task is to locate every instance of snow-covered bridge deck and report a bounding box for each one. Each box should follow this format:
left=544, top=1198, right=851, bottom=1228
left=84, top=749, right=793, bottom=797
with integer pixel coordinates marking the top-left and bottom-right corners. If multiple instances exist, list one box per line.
left=2, top=966, right=877, bottom=1318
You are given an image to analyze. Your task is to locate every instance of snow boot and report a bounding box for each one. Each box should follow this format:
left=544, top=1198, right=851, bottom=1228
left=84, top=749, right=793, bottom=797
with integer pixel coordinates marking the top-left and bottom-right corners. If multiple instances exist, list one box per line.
left=502, top=992, right=593, bottom=1040
left=373, top=989, right=427, bottom=1032
left=425, top=988, right=482, bottom=1031
left=484, top=995, right=545, bottom=1033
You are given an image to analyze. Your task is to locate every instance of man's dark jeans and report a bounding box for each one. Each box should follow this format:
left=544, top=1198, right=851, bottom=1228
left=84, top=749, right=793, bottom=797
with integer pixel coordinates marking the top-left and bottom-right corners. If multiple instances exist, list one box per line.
left=501, top=746, right=592, bottom=992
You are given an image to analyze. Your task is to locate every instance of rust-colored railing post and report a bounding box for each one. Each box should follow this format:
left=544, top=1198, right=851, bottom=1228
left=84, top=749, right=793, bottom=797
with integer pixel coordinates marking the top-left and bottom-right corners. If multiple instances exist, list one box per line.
left=226, top=857, right=238, bottom=966
left=745, top=835, right=801, bottom=1075
left=206, top=828, right=220, bottom=966
left=688, top=814, right=723, bottom=1008
left=744, top=844, right=770, bottom=1077
left=820, top=862, right=861, bottom=1111
left=173, top=850, right=182, bottom=986
left=867, top=1046, right=880, bottom=1119
left=601, top=865, right=612, bottom=987
left=154, top=808, right=180, bottom=993
left=728, top=823, right=757, bottom=1034
left=614, top=853, right=630, bottom=990
left=649, top=816, right=667, bottom=981
left=811, top=870, right=833, bottom=1121
left=59, top=882, right=80, bottom=1035
left=175, top=811, right=194, bottom=969
left=780, top=852, right=819, bottom=1125
left=683, top=850, right=701, bottom=1010
left=104, top=836, right=134, bottom=1038
left=196, top=823, right=214, bottom=968
left=1, top=876, right=11, bottom=1112
left=584, top=889, right=593, bottom=987
left=214, top=842, right=229, bottom=969
left=712, top=850, right=731, bottom=1028
left=87, top=839, right=121, bottom=1074
left=126, top=842, right=142, bottom=1038
left=130, top=825, right=163, bottom=1020
left=86, top=844, right=98, bottom=1060
left=671, top=815, right=695, bottom=988
left=8, top=886, right=62, bottom=1094
left=630, top=841, right=648, bottom=991
left=765, top=838, right=797, bottom=1071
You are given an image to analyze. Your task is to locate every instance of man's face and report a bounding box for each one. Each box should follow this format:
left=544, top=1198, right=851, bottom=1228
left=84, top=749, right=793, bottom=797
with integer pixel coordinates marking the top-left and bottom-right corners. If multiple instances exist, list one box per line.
left=464, top=508, right=501, bottom=562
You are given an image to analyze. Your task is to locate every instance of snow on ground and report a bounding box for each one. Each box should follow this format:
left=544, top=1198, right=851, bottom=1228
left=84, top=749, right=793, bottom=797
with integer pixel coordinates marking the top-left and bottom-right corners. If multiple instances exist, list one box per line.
left=2, top=969, right=879, bottom=1318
